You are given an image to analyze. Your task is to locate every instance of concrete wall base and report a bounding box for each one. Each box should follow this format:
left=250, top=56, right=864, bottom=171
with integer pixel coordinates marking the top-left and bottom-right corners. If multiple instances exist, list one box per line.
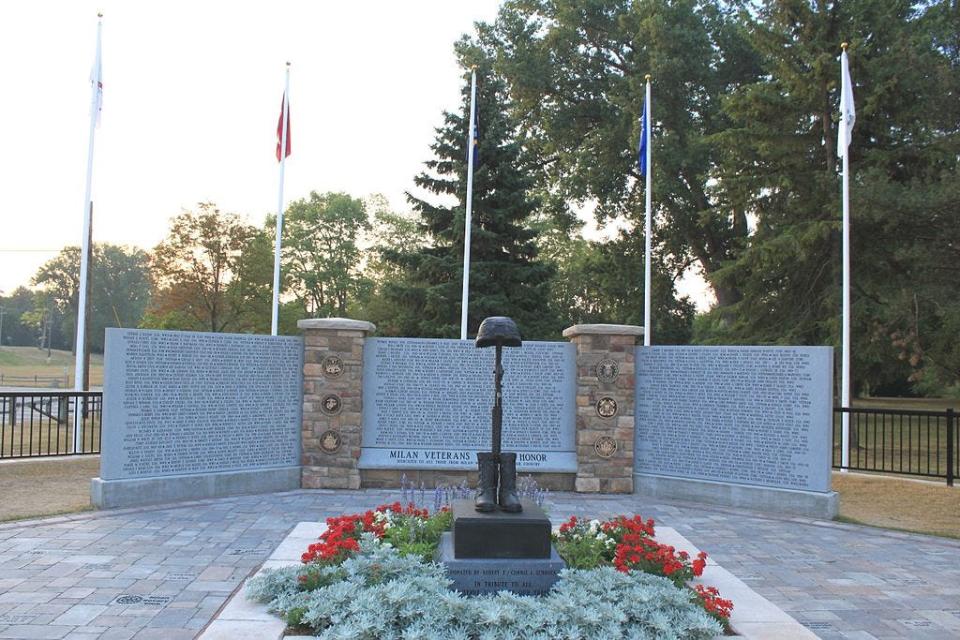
left=634, top=473, right=839, bottom=519
left=91, top=466, right=302, bottom=509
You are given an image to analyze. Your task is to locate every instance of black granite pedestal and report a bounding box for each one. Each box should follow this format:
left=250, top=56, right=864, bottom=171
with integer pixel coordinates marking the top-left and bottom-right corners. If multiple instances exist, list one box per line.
left=437, top=499, right=566, bottom=595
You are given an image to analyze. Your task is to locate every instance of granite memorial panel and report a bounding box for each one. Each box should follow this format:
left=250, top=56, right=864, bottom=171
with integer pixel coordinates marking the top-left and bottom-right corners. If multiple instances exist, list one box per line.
left=634, top=346, right=832, bottom=492
left=100, top=328, right=302, bottom=481
left=359, top=338, right=576, bottom=472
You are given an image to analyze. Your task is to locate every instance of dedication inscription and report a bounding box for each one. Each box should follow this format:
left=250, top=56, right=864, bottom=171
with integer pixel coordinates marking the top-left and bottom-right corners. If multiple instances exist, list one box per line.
left=634, top=346, right=832, bottom=492
left=101, top=329, right=302, bottom=481
left=360, top=338, right=576, bottom=472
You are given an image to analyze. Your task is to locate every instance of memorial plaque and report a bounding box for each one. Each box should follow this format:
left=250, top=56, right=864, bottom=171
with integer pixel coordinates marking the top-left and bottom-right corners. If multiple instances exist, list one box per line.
left=436, top=533, right=565, bottom=596
left=360, top=338, right=576, bottom=472
left=634, top=346, right=832, bottom=492
left=101, top=329, right=302, bottom=481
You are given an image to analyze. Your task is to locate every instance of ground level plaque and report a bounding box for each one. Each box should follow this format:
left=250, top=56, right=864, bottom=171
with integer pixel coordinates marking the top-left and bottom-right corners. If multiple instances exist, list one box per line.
left=436, top=533, right=565, bottom=596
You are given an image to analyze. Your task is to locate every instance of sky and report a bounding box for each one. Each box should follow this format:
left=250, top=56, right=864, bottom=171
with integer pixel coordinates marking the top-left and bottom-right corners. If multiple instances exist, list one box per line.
left=0, top=0, right=711, bottom=309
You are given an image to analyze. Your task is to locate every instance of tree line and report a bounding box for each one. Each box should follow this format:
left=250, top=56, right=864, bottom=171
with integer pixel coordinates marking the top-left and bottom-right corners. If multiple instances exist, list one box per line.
left=2, top=0, right=957, bottom=398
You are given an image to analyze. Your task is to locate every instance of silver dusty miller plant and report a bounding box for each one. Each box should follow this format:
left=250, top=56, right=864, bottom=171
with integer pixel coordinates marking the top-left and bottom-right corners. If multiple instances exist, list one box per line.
left=248, top=540, right=721, bottom=640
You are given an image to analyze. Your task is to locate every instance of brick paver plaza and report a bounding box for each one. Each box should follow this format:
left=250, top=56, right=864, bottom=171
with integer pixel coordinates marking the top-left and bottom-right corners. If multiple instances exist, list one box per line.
left=0, top=489, right=957, bottom=639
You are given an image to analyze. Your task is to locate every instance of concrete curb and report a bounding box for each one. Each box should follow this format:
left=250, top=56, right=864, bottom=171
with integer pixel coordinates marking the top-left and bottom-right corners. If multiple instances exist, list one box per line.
left=200, top=522, right=818, bottom=640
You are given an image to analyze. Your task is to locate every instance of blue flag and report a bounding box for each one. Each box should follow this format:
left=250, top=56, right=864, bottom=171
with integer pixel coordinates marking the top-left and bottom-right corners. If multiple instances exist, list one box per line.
left=638, top=100, right=648, bottom=177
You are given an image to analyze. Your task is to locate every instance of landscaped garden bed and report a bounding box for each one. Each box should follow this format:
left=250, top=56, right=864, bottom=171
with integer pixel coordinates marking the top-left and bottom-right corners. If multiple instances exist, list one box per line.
left=248, top=502, right=733, bottom=639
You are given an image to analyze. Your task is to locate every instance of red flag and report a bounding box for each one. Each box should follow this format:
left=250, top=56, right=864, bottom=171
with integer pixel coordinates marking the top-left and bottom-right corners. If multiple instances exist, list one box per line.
left=276, top=92, right=291, bottom=161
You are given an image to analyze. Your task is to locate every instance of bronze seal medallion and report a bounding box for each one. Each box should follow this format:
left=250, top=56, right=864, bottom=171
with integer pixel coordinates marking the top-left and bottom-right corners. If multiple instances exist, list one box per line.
left=320, top=394, right=343, bottom=416
left=595, top=436, right=618, bottom=459
left=596, top=396, right=618, bottom=418
left=596, top=358, right=619, bottom=383
left=319, top=430, right=342, bottom=454
left=321, top=355, right=344, bottom=378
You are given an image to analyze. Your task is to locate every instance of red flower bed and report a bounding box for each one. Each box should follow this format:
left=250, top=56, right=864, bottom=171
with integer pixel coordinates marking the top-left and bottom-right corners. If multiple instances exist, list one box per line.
left=301, top=502, right=438, bottom=565
left=694, top=584, right=734, bottom=622
left=299, top=505, right=732, bottom=628
left=554, top=514, right=732, bottom=626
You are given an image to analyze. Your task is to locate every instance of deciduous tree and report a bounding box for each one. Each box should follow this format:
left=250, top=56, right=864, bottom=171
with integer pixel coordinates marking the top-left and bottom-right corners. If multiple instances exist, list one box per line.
left=282, top=191, right=371, bottom=318
left=147, top=203, right=257, bottom=333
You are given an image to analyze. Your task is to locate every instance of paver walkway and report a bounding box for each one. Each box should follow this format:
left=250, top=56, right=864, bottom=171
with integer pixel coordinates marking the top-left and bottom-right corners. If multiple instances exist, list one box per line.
left=0, top=489, right=957, bottom=640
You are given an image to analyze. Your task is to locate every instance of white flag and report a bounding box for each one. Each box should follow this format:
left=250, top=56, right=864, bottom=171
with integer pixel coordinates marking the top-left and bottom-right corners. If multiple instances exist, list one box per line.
left=837, top=49, right=855, bottom=158
left=90, top=23, right=103, bottom=126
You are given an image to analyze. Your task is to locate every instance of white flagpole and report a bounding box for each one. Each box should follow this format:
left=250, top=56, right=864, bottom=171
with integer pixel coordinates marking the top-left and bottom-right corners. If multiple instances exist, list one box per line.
left=460, top=66, right=477, bottom=340
left=73, top=13, right=102, bottom=453
left=839, top=43, right=853, bottom=470
left=643, top=74, right=653, bottom=347
left=271, top=62, right=290, bottom=336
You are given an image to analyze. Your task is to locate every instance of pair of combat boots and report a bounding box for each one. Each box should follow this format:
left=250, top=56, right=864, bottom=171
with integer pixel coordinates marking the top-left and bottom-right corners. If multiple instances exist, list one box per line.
left=475, top=452, right=522, bottom=513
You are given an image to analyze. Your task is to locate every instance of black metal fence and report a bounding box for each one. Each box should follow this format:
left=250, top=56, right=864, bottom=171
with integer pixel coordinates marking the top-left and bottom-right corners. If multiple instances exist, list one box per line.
left=0, top=392, right=102, bottom=458
left=833, top=407, right=956, bottom=486
left=2, top=390, right=955, bottom=486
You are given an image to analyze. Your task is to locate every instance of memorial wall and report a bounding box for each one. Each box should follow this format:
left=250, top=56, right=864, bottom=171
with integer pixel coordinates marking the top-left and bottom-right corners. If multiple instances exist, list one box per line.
left=360, top=338, right=576, bottom=472
left=634, top=346, right=833, bottom=493
left=99, top=329, right=302, bottom=482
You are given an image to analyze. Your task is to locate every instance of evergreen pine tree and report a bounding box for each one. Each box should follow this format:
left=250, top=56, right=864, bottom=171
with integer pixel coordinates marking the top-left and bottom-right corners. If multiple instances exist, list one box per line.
left=377, top=46, right=556, bottom=340
left=710, top=0, right=960, bottom=393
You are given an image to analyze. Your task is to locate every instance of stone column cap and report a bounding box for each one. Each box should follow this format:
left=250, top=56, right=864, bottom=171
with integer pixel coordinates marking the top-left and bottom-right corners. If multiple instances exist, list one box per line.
left=562, top=323, right=644, bottom=338
left=297, top=317, right=376, bottom=333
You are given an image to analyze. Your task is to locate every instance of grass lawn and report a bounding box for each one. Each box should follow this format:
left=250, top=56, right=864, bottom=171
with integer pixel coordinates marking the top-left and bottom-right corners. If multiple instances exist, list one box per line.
left=832, top=471, right=960, bottom=539
left=0, top=346, right=104, bottom=388
left=0, top=456, right=99, bottom=522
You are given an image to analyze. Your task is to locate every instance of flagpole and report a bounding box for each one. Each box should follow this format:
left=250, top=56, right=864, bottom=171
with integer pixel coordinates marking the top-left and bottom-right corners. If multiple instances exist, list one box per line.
left=460, top=66, right=477, bottom=340
left=840, top=43, right=851, bottom=470
left=643, top=75, right=653, bottom=347
left=73, top=13, right=102, bottom=453
left=272, top=62, right=290, bottom=336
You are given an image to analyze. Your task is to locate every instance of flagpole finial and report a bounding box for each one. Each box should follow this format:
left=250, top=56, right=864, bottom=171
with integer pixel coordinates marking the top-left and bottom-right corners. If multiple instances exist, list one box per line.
left=645, top=74, right=651, bottom=82
left=841, top=42, right=849, bottom=51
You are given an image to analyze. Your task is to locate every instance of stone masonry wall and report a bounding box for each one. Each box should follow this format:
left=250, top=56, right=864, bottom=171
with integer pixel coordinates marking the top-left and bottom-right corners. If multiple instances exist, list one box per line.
left=563, top=324, right=643, bottom=493
left=299, top=319, right=640, bottom=494
left=299, top=318, right=375, bottom=489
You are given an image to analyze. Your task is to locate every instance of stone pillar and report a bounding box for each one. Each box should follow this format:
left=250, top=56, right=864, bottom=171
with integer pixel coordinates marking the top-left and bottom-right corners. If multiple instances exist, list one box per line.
left=563, top=323, right=643, bottom=493
left=299, top=318, right=375, bottom=489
